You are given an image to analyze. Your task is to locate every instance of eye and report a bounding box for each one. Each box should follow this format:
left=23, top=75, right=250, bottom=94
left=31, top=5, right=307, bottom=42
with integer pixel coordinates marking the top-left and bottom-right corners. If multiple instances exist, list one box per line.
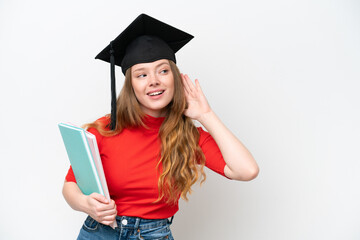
left=137, top=74, right=147, bottom=78
left=160, top=69, right=169, bottom=74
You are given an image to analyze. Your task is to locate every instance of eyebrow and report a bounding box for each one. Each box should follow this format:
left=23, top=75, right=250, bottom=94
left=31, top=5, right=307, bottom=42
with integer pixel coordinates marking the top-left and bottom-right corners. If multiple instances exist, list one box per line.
left=132, top=62, right=170, bottom=73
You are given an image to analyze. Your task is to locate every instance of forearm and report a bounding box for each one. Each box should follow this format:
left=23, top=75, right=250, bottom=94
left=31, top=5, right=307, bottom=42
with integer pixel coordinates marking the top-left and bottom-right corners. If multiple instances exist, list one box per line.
left=62, top=181, right=89, bottom=213
left=198, top=110, right=259, bottom=180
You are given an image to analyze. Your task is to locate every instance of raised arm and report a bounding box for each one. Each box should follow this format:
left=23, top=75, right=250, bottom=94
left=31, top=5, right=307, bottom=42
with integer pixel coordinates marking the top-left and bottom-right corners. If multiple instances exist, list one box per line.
left=182, top=74, right=259, bottom=181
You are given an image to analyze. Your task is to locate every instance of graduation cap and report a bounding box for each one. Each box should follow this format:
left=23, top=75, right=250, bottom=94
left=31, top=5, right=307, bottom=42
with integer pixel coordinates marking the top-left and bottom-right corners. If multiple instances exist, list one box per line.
left=95, top=13, right=194, bottom=130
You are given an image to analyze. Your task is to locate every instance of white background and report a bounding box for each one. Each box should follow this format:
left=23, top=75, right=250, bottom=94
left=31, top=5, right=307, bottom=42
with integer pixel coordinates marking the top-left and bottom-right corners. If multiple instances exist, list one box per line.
left=1, top=0, right=359, bottom=239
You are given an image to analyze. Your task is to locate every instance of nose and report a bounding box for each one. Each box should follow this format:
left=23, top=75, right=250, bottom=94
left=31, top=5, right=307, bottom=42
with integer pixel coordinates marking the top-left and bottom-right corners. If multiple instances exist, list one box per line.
left=148, top=73, right=160, bottom=87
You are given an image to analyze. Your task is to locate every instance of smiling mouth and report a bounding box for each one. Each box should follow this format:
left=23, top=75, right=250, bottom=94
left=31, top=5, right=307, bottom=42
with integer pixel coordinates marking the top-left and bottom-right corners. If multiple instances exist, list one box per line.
left=147, top=90, right=165, bottom=96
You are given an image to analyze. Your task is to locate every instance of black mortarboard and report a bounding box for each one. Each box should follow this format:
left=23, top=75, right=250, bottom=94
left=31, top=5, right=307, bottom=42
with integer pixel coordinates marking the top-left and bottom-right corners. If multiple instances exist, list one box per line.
left=95, top=13, right=194, bottom=130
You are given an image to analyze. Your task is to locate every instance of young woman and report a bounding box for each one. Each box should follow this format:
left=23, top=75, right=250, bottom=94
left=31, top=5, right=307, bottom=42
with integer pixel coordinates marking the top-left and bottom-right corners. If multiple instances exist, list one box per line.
left=62, top=14, right=259, bottom=240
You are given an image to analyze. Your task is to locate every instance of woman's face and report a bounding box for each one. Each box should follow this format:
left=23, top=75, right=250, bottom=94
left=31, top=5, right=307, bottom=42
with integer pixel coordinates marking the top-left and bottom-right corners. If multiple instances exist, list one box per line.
left=131, top=59, right=175, bottom=117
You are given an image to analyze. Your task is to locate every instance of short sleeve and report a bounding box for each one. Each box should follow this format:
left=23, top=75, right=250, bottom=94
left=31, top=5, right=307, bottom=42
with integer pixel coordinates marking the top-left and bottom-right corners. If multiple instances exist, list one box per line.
left=198, top=127, right=231, bottom=179
left=65, top=166, right=77, bottom=182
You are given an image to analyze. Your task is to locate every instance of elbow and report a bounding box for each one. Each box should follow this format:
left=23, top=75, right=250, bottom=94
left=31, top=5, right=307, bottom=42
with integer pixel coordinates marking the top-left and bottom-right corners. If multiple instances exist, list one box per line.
left=244, top=166, right=260, bottom=181
left=233, top=165, right=259, bottom=181
left=62, top=180, right=68, bottom=198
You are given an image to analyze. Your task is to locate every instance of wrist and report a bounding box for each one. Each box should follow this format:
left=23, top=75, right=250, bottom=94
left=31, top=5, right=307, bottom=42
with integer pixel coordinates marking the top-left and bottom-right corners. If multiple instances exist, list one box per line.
left=78, top=194, right=91, bottom=214
left=197, top=110, right=215, bottom=125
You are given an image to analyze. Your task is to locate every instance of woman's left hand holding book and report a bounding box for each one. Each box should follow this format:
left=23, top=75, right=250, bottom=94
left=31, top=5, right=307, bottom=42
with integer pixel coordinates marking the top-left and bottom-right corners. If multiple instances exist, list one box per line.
left=62, top=181, right=118, bottom=227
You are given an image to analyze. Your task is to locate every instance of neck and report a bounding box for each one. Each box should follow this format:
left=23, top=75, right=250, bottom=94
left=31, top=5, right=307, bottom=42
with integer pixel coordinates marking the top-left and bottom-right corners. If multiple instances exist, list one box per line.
left=142, top=114, right=165, bottom=130
left=141, top=107, right=167, bottom=118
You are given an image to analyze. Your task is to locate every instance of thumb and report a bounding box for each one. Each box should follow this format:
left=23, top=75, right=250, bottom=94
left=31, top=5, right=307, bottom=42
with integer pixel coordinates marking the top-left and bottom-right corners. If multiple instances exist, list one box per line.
left=90, top=193, right=109, bottom=204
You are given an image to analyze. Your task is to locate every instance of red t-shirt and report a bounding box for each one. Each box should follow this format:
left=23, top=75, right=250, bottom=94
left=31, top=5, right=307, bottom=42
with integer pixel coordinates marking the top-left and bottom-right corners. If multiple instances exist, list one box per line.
left=65, top=115, right=229, bottom=219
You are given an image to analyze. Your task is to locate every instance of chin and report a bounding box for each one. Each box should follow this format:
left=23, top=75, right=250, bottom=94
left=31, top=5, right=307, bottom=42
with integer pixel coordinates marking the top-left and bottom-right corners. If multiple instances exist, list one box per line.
left=141, top=102, right=171, bottom=116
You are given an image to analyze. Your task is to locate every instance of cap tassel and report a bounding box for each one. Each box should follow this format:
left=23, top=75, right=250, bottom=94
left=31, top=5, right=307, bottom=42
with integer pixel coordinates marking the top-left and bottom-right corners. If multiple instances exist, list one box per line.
left=110, top=42, right=117, bottom=130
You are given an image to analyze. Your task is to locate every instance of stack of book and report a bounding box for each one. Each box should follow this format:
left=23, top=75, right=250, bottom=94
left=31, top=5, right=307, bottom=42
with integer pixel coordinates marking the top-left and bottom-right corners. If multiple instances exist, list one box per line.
left=59, top=123, right=117, bottom=229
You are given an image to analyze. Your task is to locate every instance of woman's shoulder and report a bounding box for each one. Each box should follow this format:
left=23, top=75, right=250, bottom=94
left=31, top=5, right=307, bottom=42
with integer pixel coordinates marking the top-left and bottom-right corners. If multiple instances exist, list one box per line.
left=95, top=116, right=111, bottom=126
left=196, top=126, right=208, bottom=135
left=86, top=115, right=111, bottom=136
left=196, top=126, right=212, bottom=144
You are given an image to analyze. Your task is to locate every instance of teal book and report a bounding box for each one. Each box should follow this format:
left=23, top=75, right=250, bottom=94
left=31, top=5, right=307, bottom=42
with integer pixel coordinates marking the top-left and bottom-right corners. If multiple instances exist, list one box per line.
left=59, top=123, right=118, bottom=229
left=58, top=123, right=109, bottom=197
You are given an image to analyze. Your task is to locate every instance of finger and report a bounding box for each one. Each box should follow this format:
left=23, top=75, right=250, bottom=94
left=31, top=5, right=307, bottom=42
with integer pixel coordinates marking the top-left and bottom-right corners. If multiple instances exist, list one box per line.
left=110, top=199, right=116, bottom=208
left=90, top=193, right=109, bottom=204
left=182, top=80, right=190, bottom=96
left=185, top=74, right=195, bottom=90
left=182, top=80, right=192, bottom=101
left=195, top=79, right=200, bottom=89
left=100, top=208, right=117, bottom=218
left=195, top=79, right=203, bottom=94
left=102, top=219, right=117, bottom=226
left=185, top=74, right=196, bottom=93
left=103, top=211, right=117, bottom=219
left=181, top=73, right=192, bottom=95
left=89, top=202, right=114, bottom=214
left=98, top=201, right=117, bottom=212
left=92, top=207, right=117, bottom=222
left=182, top=74, right=193, bottom=93
left=99, top=214, right=117, bottom=225
left=98, top=208, right=117, bottom=218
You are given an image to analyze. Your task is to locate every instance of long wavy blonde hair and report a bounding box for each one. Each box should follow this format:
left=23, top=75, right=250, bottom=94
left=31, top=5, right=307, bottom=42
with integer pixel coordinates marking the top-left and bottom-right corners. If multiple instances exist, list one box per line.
left=83, top=60, right=206, bottom=205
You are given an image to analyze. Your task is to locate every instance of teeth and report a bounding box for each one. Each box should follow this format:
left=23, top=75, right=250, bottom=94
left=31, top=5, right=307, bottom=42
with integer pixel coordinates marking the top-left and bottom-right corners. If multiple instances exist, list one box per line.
left=148, top=91, right=164, bottom=96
